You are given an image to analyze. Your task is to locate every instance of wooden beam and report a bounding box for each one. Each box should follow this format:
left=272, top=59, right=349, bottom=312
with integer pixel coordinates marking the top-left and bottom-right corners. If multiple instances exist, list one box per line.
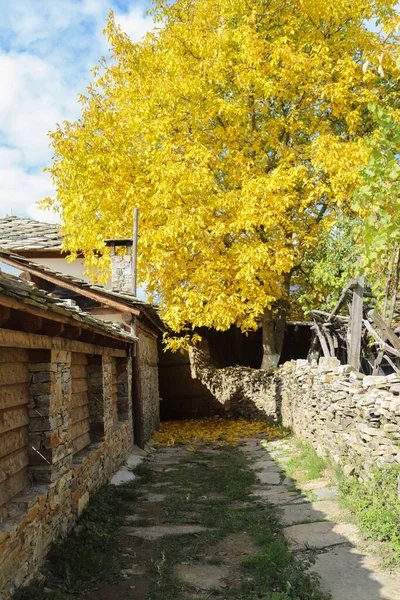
left=368, top=309, right=400, bottom=352
left=0, top=293, right=133, bottom=345
left=312, top=322, right=330, bottom=358
left=0, top=253, right=140, bottom=316
left=348, top=276, right=364, bottom=370
left=363, top=319, right=400, bottom=358
left=62, top=325, right=82, bottom=340
left=0, top=328, right=128, bottom=356
left=19, top=314, right=43, bottom=334
left=0, top=306, right=11, bottom=327
left=40, top=321, right=65, bottom=337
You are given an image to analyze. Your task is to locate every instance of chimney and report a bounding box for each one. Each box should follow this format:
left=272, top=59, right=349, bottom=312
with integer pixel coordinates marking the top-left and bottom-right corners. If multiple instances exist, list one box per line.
left=104, top=239, right=135, bottom=295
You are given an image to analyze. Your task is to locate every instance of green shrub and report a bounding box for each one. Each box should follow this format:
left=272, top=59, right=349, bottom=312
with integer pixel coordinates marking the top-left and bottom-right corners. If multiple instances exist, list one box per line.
left=339, top=464, right=400, bottom=557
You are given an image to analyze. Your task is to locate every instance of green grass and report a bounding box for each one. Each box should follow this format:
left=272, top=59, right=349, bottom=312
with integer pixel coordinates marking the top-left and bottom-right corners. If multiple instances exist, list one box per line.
left=284, top=441, right=328, bottom=483
left=336, top=463, right=400, bottom=563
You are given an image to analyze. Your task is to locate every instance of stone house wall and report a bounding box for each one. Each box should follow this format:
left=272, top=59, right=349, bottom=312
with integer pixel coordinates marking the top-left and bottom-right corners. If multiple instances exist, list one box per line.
left=136, top=321, right=160, bottom=444
left=0, top=340, right=133, bottom=599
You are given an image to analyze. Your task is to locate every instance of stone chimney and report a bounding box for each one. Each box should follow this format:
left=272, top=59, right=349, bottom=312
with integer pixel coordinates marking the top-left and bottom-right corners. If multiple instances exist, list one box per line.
left=104, top=239, right=135, bottom=295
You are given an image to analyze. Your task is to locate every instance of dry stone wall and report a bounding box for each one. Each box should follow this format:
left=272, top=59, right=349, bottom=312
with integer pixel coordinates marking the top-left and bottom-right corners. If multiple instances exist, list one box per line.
left=279, top=357, right=400, bottom=474
left=190, top=344, right=400, bottom=473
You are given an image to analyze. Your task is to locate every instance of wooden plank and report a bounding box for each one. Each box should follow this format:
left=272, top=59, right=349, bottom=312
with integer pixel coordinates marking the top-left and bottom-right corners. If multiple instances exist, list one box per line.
left=70, top=364, right=88, bottom=378
left=368, top=309, right=400, bottom=351
left=0, top=427, right=29, bottom=459
left=70, top=404, right=90, bottom=425
left=71, top=419, right=90, bottom=441
left=72, top=431, right=91, bottom=454
left=0, top=383, right=29, bottom=411
left=0, top=348, right=29, bottom=363
left=0, top=406, right=29, bottom=435
left=349, top=276, right=365, bottom=370
left=70, top=391, right=90, bottom=408
left=0, top=363, right=29, bottom=387
left=313, top=322, right=330, bottom=358
left=0, top=447, right=29, bottom=484
left=0, top=467, right=30, bottom=507
left=0, top=291, right=136, bottom=344
left=71, top=379, right=88, bottom=394
left=0, top=329, right=127, bottom=356
left=364, top=319, right=400, bottom=358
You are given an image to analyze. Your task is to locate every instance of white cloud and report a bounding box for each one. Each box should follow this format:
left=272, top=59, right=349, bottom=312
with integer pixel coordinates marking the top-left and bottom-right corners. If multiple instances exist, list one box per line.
left=0, top=0, right=155, bottom=222
left=116, top=6, right=154, bottom=42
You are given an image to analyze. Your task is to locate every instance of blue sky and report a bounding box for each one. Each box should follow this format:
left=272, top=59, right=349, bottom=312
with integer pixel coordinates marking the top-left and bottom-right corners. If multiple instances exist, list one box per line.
left=0, top=0, right=154, bottom=223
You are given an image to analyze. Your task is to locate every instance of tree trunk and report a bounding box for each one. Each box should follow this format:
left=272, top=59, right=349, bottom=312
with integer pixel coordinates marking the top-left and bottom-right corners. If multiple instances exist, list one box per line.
left=261, top=308, right=280, bottom=371
left=260, top=273, right=291, bottom=371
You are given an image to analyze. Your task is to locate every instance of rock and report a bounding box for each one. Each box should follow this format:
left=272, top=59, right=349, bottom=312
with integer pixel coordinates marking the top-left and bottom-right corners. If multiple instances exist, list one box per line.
left=313, top=487, right=338, bottom=501
left=310, top=546, right=400, bottom=600
left=318, top=357, right=341, bottom=372
left=280, top=501, right=344, bottom=526
left=363, top=375, right=387, bottom=388
left=141, top=493, right=166, bottom=502
left=257, top=471, right=281, bottom=485
left=174, top=564, right=228, bottom=590
left=284, top=521, right=360, bottom=550
left=122, top=525, right=210, bottom=541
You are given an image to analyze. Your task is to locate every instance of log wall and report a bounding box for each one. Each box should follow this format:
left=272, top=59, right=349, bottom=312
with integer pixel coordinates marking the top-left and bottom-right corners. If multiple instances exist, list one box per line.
left=0, top=330, right=134, bottom=600
left=0, top=349, right=30, bottom=511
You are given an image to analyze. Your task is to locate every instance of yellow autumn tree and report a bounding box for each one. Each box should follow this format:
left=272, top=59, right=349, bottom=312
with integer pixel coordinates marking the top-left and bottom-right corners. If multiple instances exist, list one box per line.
left=44, top=0, right=400, bottom=369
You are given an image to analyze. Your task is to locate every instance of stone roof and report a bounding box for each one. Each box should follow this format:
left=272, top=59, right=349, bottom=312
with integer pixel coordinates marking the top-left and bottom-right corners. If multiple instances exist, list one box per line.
left=0, top=269, right=137, bottom=343
left=0, top=216, right=62, bottom=250
left=0, top=247, right=164, bottom=331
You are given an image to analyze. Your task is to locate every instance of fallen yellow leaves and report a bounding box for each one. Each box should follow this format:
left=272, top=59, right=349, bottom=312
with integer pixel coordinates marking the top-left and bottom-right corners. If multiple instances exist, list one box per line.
left=153, top=417, right=288, bottom=447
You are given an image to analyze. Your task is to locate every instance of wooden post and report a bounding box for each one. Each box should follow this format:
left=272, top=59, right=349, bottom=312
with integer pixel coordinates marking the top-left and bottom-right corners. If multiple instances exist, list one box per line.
left=348, top=276, right=364, bottom=370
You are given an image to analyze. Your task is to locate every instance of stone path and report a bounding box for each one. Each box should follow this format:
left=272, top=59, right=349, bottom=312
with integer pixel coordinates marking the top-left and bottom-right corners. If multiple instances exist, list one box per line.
left=242, top=437, right=400, bottom=600
left=80, top=437, right=400, bottom=600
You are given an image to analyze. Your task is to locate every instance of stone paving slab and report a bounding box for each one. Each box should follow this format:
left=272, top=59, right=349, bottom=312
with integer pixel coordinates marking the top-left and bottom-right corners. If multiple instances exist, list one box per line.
left=280, top=501, right=345, bottom=526
left=252, top=460, right=282, bottom=472
left=284, top=520, right=360, bottom=550
left=310, top=546, right=400, bottom=600
left=121, top=524, right=210, bottom=541
left=174, top=564, right=229, bottom=590
left=257, top=471, right=281, bottom=485
left=312, top=487, right=338, bottom=500
left=141, top=493, right=167, bottom=502
left=252, top=487, right=308, bottom=505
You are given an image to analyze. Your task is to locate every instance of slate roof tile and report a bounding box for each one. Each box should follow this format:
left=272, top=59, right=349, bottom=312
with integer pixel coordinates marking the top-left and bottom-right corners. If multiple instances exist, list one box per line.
left=0, top=269, right=137, bottom=343
left=0, top=216, right=62, bottom=250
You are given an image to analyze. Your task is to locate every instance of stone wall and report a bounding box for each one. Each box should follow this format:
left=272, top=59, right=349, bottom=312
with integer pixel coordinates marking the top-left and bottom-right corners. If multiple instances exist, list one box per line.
left=158, top=346, right=223, bottom=420
left=0, top=345, right=133, bottom=599
left=279, top=357, right=400, bottom=474
left=190, top=343, right=400, bottom=473
left=189, top=343, right=278, bottom=420
left=136, top=322, right=160, bottom=444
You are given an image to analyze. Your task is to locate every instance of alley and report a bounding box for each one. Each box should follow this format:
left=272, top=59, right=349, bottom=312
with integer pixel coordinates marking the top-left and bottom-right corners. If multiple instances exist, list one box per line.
left=76, top=436, right=400, bottom=600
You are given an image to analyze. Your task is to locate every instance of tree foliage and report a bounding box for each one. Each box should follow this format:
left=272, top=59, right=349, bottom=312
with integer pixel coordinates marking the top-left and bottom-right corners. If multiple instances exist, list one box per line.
left=43, top=0, right=400, bottom=351
left=353, top=105, right=400, bottom=304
